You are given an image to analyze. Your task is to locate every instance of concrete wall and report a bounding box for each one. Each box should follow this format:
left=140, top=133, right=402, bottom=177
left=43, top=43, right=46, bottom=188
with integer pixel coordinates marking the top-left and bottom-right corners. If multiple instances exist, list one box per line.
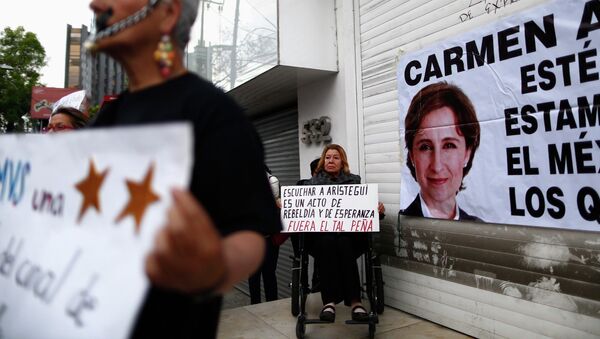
left=279, top=0, right=337, bottom=72
left=297, top=0, right=363, bottom=179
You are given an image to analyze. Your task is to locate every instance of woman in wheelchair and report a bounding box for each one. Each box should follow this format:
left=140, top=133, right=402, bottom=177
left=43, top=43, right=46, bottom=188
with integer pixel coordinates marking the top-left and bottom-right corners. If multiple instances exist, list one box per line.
left=306, top=144, right=385, bottom=323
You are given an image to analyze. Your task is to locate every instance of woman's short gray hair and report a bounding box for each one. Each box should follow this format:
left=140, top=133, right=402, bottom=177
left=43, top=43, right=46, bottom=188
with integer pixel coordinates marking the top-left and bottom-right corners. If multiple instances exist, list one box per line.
left=172, top=0, right=199, bottom=50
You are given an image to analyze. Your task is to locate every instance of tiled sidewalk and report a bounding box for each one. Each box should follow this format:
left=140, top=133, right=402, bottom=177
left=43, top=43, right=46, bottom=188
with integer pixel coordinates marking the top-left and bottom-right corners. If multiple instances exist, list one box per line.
left=217, top=291, right=470, bottom=338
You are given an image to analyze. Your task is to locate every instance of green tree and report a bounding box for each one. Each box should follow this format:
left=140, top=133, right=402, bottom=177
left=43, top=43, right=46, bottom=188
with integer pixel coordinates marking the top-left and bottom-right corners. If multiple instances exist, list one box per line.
left=0, top=26, right=46, bottom=132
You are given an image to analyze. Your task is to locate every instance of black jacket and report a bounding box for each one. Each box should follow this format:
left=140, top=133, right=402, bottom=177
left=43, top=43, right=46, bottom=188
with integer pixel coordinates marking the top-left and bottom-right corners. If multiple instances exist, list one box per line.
left=401, top=194, right=482, bottom=221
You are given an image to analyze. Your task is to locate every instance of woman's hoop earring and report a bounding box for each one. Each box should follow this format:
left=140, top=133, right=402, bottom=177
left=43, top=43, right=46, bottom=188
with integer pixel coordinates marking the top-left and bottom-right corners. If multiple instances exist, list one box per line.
left=154, top=34, right=175, bottom=78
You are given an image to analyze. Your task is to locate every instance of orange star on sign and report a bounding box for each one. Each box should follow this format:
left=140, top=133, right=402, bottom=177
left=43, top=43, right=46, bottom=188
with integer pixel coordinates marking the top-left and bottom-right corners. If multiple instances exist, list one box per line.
left=76, top=159, right=109, bottom=223
left=115, top=163, right=160, bottom=233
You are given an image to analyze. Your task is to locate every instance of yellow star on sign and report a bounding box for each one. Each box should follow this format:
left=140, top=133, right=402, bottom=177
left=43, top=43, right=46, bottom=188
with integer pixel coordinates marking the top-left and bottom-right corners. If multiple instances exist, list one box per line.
left=75, top=159, right=109, bottom=223
left=115, top=163, right=160, bottom=233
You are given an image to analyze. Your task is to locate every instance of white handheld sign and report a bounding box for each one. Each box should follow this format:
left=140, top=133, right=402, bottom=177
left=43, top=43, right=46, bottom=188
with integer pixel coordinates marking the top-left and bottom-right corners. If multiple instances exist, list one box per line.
left=0, top=123, right=192, bottom=339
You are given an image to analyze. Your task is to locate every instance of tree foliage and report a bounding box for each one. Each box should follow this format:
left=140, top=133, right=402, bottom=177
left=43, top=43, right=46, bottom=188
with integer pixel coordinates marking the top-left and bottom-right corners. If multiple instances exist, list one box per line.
left=0, top=26, right=46, bottom=132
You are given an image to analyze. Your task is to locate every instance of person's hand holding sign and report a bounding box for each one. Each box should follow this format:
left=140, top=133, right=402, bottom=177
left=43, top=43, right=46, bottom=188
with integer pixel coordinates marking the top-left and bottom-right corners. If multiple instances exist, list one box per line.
left=145, top=189, right=227, bottom=294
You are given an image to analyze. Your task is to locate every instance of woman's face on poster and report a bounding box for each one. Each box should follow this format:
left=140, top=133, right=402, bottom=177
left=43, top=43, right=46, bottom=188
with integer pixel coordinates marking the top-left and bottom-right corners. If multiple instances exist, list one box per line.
left=410, top=106, right=471, bottom=206
left=324, top=149, right=343, bottom=175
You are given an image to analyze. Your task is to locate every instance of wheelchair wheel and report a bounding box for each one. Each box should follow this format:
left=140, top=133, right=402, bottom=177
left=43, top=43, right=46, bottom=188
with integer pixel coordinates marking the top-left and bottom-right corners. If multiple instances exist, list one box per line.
left=373, top=257, right=385, bottom=314
left=296, top=315, right=306, bottom=339
left=368, top=321, right=376, bottom=339
left=291, top=258, right=300, bottom=316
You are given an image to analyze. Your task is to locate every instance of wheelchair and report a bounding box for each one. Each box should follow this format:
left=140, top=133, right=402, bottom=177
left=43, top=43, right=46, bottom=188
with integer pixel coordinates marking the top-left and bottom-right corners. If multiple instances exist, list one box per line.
left=289, top=232, right=385, bottom=339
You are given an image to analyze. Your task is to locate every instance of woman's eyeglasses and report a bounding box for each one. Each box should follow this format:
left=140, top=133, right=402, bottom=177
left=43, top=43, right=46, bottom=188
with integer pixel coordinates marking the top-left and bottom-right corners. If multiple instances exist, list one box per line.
left=45, top=123, right=74, bottom=133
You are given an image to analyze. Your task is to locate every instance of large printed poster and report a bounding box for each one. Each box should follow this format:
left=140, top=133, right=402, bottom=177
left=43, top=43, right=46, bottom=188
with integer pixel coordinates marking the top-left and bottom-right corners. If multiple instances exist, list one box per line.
left=0, top=124, right=192, bottom=338
left=398, top=0, right=599, bottom=231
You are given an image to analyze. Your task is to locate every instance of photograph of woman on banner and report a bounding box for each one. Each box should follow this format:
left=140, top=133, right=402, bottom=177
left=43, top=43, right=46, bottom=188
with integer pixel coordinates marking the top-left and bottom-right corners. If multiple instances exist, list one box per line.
left=401, top=81, right=482, bottom=221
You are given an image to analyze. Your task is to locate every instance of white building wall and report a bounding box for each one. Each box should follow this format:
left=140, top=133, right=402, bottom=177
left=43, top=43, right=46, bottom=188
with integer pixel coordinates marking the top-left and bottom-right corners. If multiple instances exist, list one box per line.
left=279, top=0, right=337, bottom=72
left=297, top=0, right=363, bottom=179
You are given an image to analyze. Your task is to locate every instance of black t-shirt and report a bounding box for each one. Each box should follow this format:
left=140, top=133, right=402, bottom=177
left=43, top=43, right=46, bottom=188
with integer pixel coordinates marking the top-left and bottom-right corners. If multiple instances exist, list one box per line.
left=91, top=72, right=282, bottom=339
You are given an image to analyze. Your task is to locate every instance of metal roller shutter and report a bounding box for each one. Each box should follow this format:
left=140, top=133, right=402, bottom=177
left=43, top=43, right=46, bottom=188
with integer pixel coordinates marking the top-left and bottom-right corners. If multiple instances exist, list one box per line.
left=357, top=0, right=600, bottom=337
left=236, top=108, right=300, bottom=300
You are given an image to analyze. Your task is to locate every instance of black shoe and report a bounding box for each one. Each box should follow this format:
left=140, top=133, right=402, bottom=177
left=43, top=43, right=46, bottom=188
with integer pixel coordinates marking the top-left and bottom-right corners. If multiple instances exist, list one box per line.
left=351, top=305, right=369, bottom=322
left=319, top=305, right=336, bottom=322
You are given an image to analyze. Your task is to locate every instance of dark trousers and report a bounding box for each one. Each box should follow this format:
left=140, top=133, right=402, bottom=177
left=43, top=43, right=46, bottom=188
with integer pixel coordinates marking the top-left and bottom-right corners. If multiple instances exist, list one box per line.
left=248, top=238, right=279, bottom=304
left=130, top=287, right=222, bottom=339
left=309, top=233, right=367, bottom=306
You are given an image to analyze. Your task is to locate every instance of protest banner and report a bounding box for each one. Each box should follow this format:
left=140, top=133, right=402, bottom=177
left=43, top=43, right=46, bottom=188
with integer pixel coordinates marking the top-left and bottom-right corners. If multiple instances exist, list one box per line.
left=397, top=0, right=600, bottom=231
left=281, top=184, right=379, bottom=233
left=0, top=124, right=192, bottom=338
